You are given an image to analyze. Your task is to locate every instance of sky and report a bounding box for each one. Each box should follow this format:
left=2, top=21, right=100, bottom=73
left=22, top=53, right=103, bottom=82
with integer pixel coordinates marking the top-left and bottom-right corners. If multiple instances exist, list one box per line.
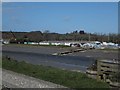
left=2, top=2, right=118, bottom=34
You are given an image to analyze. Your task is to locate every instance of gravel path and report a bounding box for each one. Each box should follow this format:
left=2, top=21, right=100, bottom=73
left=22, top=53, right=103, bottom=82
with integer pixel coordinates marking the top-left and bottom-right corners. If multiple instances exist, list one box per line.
left=2, top=69, right=67, bottom=88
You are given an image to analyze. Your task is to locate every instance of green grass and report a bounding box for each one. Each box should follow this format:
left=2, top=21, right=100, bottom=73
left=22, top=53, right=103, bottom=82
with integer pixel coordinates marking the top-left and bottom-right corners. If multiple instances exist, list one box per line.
left=2, top=56, right=110, bottom=89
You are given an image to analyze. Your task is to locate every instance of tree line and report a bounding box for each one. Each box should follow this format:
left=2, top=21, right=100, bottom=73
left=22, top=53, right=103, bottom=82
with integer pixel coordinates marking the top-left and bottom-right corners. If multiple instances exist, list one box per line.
left=2, top=30, right=120, bottom=43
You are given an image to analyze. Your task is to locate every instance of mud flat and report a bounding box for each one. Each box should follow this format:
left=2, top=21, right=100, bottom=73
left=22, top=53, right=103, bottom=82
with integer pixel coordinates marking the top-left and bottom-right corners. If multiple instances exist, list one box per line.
left=67, top=49, right=118, bottom=60
left=2, top=44, right=77, bottom=55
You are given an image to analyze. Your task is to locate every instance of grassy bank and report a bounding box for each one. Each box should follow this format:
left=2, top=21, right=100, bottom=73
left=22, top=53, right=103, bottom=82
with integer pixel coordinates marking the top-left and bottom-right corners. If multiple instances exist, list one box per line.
left=2, top=56, right=109, bottom=89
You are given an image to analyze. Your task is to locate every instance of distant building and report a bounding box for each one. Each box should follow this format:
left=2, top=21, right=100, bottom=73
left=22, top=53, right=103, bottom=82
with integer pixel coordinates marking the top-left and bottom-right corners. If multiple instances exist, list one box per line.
left=79, top=30, right=85, bottom=34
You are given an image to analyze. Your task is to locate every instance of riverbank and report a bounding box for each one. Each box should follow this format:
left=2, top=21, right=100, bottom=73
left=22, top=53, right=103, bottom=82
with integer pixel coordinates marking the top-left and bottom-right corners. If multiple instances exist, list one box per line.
left=2, top=56, right=109, bottom=89
left=2, top=44, right=77, bottom=55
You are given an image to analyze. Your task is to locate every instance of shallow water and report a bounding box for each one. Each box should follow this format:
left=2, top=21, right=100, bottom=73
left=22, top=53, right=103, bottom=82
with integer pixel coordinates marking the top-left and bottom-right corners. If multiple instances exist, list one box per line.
left=2, top=50, right=96, bottom=72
